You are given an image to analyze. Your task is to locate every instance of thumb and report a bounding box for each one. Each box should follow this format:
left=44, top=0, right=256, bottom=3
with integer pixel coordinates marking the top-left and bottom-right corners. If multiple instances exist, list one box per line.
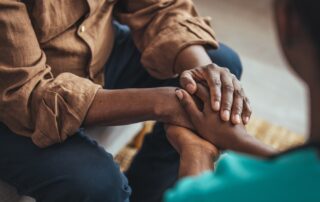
left=180, top=71, right=197, bottom=94
left=175, top=89, right=202, bottom=121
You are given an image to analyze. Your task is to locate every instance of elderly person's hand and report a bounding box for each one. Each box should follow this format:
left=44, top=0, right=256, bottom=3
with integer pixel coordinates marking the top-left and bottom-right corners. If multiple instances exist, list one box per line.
left=180, top=63, right=251, bottom=125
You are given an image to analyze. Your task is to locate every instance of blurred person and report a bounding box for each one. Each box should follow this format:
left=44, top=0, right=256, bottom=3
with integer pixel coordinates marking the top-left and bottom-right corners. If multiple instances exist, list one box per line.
left=0, top=1, right=251, bottom=202
left=165, top=0, right=320, bottom=201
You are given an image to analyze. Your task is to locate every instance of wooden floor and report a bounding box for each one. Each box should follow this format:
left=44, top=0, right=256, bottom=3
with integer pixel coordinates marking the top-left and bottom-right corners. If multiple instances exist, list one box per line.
left=196, top=0, right=308, bottom=135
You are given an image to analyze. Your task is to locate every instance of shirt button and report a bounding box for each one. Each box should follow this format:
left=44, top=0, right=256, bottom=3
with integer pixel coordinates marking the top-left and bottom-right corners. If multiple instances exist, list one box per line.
left=80, top=25, right=86, bottom=33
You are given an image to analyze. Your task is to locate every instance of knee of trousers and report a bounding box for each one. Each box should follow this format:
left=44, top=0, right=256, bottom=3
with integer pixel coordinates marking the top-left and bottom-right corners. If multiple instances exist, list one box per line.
left=207, top=44, right=243, bottom=80
left=52, top=155, right=131, bottom=201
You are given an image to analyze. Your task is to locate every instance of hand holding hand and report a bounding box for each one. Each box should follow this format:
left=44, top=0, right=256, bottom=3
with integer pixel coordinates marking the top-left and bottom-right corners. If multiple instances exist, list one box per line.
left=154, top=87, right=194, bottom=129
left=175, top=84, right=249, bottom=150
left=180, top=63, right=251, bottom=125
left=175, top=85, right=275, bottom=156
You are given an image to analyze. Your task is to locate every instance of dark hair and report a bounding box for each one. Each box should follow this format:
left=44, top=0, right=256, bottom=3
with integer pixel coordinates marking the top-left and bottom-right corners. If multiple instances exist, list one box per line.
left=291, top=1, right=320, bottom=50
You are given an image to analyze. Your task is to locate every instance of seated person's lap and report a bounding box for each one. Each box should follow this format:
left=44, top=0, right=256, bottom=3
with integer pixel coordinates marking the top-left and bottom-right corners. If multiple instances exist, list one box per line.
left=0, top=125, right=131, bottom=201
left=0, top=21, right=242, bottom=202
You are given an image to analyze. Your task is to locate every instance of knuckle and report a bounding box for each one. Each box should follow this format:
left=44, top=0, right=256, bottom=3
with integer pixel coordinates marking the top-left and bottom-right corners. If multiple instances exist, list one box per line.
left=192, top=68, right=202, bottom=77
left=207, top=63, right=219, bottom=72
left=203, top=66, right=210, bottom=74
left=211, top=88, right=221, bottom=99
left=204, top=65, right=215, bottom=74
left=180, top=75, right=192, bottom=85
left=194, top=66, right=202, bottom=72
left=223, top=84, right=234, bottom=92
left=233, top=105, right=243, bottom=113
left=180, top=69, right=190, bottom=76
left=223, top=68, right=230, bottom=73
left=222, top=101, right=232, bottom=110
left=221, top=68, right=233, bottom=78
left=212, top=78, right=222, bottom=87
left=234, top=89, right=244, bottom=98
left=212, top=95, right=221, bottom=101
left=219, top=68, right=229, bottom=75
left=205, top=63, right=213, bottom=69
left=212, top=90, right=221, bottom=98
left=214, top=97, right=221, bottom=102
left=207, top=63, right=216, bottom=69
left=180, top=73, right=189, bottom=80
left=179, top=75, right=187, bottom=82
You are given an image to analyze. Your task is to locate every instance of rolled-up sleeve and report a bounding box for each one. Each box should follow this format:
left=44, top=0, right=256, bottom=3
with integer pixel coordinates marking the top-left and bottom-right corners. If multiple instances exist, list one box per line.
left=115, top=0, right=219, bottom=79
left=0, top=1, right=101, bottom=148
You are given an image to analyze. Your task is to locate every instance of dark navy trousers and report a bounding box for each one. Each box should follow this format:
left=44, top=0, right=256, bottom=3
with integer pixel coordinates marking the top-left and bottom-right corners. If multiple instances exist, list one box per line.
left=0, top=22, right=242, bottom=202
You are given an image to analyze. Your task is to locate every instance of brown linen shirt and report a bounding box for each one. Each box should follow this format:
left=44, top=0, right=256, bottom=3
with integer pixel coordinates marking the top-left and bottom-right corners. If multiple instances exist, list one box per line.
left=0, top=0, right=218, bottom=148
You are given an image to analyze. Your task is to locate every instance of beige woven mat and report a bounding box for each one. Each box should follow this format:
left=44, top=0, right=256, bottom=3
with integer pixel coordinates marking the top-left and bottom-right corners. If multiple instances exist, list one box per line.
left=115, top=118, right=306, bottom=171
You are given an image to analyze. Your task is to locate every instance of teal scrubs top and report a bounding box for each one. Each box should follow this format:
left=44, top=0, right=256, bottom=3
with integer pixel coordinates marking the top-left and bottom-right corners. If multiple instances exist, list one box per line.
left=165, top=147, right=320, bottom=202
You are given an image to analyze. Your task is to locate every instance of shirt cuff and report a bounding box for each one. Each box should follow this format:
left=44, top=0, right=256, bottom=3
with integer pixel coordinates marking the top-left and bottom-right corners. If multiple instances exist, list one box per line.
left=31, top=73, right=101, bottom=147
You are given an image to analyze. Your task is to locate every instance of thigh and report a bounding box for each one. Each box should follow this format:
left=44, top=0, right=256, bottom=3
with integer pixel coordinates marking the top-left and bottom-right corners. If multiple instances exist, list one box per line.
left=0, top=124, right=130, bottom=202
left=104, top=22, right=179, bottom=90
left=126, top=122, right=180, bottom=202
left=207, top=43, right=243, bottom=79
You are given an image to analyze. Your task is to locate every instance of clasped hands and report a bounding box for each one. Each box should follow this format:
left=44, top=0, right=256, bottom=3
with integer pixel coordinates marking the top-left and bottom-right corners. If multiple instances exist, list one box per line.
left=164, top=63, right=252, bottom=175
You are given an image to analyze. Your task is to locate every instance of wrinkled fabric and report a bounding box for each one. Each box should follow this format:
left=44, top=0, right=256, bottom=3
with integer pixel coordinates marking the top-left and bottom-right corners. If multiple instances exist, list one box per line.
left=0, top=0, right=218, bottom=148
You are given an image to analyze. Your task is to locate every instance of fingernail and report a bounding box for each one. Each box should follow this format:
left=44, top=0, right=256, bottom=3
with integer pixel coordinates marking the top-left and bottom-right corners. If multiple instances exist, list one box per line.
left=186, top=84, right=195, bottom=93
left=222, top=110, right=230, bottom=121
left=244, top=116, right=250, bottom=124
left=233, top=114, right=241, bottom=124
left=213, top=101, right=220, bottom=111
left=175, top=90, right=183, bottom=100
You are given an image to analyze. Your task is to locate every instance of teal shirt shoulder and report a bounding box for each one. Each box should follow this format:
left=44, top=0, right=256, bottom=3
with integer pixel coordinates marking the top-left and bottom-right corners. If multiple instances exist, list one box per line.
left=165, top=148, right=320, bottom=202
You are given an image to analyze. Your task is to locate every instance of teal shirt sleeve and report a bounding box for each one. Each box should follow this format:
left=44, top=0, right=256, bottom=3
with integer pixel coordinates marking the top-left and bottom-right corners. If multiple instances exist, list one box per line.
left=164, top=149, right=320, bottom=202
left=165, top=152, right=260, bottom=202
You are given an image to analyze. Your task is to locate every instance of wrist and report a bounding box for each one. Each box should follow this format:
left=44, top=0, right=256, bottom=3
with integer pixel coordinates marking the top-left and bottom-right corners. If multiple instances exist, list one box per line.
left=153, top=87, right=177, bottom=122
left=223, top=126, right=250, bottom=150
left=179, top=147, right=216, bottom=177
left=174, top=45, right=212, bottom=74
left=180, top=142, right=219, bottom=162
left=229, top=128, right=277, bottom=157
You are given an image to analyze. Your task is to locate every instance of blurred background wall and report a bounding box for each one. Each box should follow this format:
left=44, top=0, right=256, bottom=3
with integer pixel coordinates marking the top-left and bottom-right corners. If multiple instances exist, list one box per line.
left=195, top=0, right=308, bottom=136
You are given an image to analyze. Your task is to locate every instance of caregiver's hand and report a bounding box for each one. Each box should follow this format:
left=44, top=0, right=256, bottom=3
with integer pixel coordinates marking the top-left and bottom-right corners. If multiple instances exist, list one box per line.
left=179, top=63, right=251, bottom=125
left=165, top=124, right=219, bottom=177
left=175, top=85, right=276, bottom=157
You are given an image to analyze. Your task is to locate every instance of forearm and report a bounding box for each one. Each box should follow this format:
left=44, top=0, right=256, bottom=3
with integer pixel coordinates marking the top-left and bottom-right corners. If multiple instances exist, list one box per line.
left=175, top=45, right=212, bottom=74
left=166, top=125, right=218, bottom=178
left=84, top=88, right=174, bottom=126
